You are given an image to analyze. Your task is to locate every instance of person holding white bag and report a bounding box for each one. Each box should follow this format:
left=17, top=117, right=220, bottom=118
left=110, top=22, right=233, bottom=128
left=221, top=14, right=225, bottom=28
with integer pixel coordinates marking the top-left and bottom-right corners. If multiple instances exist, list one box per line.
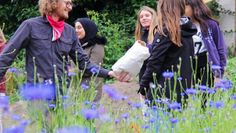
left=112, top=6, right=158, bottom=81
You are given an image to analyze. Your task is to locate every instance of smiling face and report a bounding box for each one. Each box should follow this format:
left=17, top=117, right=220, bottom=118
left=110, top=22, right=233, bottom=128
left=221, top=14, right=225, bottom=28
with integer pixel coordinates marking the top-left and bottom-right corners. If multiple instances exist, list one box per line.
left=54, top=0, right=73, bottom=20
left=75, top=22, right=86, bottom=39
left=139, top=10, right=153, bottom=29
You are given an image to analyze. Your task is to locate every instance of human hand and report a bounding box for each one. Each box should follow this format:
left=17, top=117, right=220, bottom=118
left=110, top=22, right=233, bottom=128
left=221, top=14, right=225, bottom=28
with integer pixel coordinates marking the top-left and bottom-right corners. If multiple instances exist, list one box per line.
left=108, top=71, right=132, bottom=82
left=117, top=71, right=132, bottom=82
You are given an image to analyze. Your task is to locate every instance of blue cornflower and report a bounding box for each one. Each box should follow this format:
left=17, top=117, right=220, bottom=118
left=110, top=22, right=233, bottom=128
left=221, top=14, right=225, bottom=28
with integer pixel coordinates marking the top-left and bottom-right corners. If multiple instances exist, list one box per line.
left=231, top=94, right=236, bottom=100
left=90, top=67, right=99, bottom=75
left=162, top=71, right=174, bottom=79
left=81, top=109, right=99, bottom=120
left=168, top=102, right=181, bottom=110
left=20, top=83, right=56, bottom=101
left=170, top=118, right=178, bottom=124
left=210, top=101, right=224, bottom=109
left=7, top=67, right=18, bottom=73
left=232, top=104, right=236, bottom=110
left=3, top=125, right=25, bottom=133
left=48, top=104, right=56, bottom=109
left=103, top=85, right=126, bottom=101
left=57, top=126, right=89, bottom=133
left=121, top=113, right=129, bottom=120
left=67, top=71, right=76, bottom=77
left=198, top=85, right=208, bottom=91
left=0, top=96, right=9, bottom=110
left=11, top=114, right=21, bottom=121
left=115, top=119, right=120, bottom=124
left=207, top=89, right=216, bottom=94
left=133, top=102, right=142, bottom=109
left=185, top=88, right=197, bottom=95
left=177, top=77, right=182, bottom=81
left=81, top=83, right=90, bottom=91
left=141, top=125, right=149, bottom=129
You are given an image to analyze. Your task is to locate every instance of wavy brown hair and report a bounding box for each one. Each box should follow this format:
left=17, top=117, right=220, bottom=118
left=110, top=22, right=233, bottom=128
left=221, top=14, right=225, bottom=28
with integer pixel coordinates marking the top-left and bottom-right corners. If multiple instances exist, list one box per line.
left=185, top=0, right=218, bottom=33
left=38, top=0, right=58, bottom=16
left=156, top=0, right=186, bottom=47
left=135, top=6, right=158, bottom=44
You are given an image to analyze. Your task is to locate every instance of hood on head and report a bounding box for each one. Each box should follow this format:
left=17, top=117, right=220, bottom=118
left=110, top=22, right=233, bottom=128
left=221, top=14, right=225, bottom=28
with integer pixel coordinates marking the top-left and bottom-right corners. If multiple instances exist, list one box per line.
left=75, top=18, right=98, bottom=43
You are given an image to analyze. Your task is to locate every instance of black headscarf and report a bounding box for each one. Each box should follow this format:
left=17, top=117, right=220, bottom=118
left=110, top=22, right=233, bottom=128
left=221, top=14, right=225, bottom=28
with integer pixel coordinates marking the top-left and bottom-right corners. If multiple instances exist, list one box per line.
left=75, top=18, right=107, bottom=48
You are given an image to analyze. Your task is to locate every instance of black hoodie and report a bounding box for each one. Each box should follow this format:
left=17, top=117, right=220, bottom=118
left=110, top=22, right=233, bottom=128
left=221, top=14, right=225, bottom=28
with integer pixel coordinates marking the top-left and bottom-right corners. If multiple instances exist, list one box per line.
left=139, top=17, right=197, bottom=103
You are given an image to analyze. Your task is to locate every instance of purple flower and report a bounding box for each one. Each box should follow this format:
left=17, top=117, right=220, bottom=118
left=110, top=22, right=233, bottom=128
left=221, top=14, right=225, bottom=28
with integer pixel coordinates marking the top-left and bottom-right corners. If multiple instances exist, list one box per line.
left=168, top=102, right=181, bottom=110
left=141, top=125, right=149, bottom=129
left=162, top=71, right=174, bottom=79
left=80, top=83, right=90, bottom=90
left=3, top=125, right=25, bottom=133
left=210, top=101, right=224, bottom=109
left=81, top=109, right=99, bottom=120
left=170, top=118, right=178, bottom=124
left=115, top=119, right=120, bottom=124
left=11, top=114, right=21, bottom=121
left=7, top=67, right=18, bottom=73
left=48, top=104, right=56, bottom=109
left=232, top=104, right=236, bottom=110
left=103, top=85, right=126, bottom=101
left=185, top=88, right=197, bottom=95
left=20, top=83, right=56, bottom=101
left=121, top=113, right=129, bottom=120
left=57, top=126, right=89, bottom=133
left=231, top=94, right=236, bottom=100
left=207, top=89, right=216, bottom=94
left=90, top=67, right=99, bottom=75
left=132, top=102, right=142, bottom=109
left=68, top=72, right=76, bottom=77
left=0, top=96, right=9, bottom=110
left=198, top=85, right=208, bottom=91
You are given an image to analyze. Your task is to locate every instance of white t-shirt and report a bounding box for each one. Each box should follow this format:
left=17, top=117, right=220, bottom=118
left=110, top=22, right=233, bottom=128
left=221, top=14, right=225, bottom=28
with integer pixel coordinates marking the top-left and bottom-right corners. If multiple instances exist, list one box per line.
left=192, top=24, right=207, bottom=55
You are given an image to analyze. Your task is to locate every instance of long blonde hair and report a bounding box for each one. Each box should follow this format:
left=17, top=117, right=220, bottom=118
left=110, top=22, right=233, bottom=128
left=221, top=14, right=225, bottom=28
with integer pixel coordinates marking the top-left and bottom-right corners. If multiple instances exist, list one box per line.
left=135, top=6, right=157, bottom=44
left=156, top=0, right=185, bottom=47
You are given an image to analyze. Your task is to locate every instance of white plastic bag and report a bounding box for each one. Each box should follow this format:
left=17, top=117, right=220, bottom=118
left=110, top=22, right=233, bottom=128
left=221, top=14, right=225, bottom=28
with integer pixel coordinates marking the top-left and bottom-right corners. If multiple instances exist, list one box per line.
left=112, top=40, right=150, bottom=77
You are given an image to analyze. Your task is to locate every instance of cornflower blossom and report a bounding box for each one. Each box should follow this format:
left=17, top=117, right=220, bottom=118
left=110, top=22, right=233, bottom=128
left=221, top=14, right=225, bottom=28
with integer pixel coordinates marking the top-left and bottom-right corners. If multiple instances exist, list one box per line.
left=20, top=83, right=55, bottom=101
left=121, top=113, right=129, bottom=120
left=185, top=88, right=197, bottom=95
left=81, top=109, right=99, bottom=120
left=103, top=85, right=126, bottom=101
left=162, top=71, right=174, bottom=79
left=231, top=94, right=236, bottom=100
left=57, top=126, right=89, bottom=133
left=67, top=71, right=76, bottom=77
left=90, top=67, right=99, bottom=75
left=168, top=102, right=181, bottom=110
left=210, top=101, right=224, bottom=109
left=81, top=83, right=90, bottom=90
left=132, top=102, right=142, bottom=109
left=0, top=95, right=9, bottom=110
left=170, top=118, right=178, bottom=124
left=7, top=67, right=18, bottom=73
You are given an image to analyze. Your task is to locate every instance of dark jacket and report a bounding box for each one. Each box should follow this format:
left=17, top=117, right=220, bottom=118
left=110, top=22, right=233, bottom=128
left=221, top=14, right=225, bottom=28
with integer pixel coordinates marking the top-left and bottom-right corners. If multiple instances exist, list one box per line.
left=139, top=18, right=197, bottom=102
left=0, top=16, right=109, bottom=83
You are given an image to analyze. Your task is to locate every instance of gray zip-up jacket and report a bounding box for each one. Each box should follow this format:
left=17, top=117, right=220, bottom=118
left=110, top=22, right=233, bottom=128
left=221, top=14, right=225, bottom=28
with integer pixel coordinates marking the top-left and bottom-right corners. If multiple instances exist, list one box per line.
left=0, top=16, right=109, bottom=83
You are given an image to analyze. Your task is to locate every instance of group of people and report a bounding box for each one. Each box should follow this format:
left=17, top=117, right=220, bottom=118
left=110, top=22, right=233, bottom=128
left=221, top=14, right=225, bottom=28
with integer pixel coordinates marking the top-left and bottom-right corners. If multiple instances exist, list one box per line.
left=136, top=0, right=226, bottom=105
left=0, top=0, right=227, bottom=106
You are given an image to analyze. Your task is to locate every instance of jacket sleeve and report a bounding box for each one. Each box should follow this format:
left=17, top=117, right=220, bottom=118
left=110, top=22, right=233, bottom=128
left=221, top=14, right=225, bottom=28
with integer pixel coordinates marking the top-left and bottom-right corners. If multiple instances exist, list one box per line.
left=140, top=34, right=172, bottom=88
left=69, top=34, right=109, bottom=78
left=211, top=21, right=227, bottom=76
left=0, top=21, right=30, bottom=80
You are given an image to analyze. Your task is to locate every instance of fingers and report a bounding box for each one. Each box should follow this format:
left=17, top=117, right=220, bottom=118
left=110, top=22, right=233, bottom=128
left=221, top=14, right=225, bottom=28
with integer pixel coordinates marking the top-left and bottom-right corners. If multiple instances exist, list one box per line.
left=108, top=71, right=132, bottom=82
